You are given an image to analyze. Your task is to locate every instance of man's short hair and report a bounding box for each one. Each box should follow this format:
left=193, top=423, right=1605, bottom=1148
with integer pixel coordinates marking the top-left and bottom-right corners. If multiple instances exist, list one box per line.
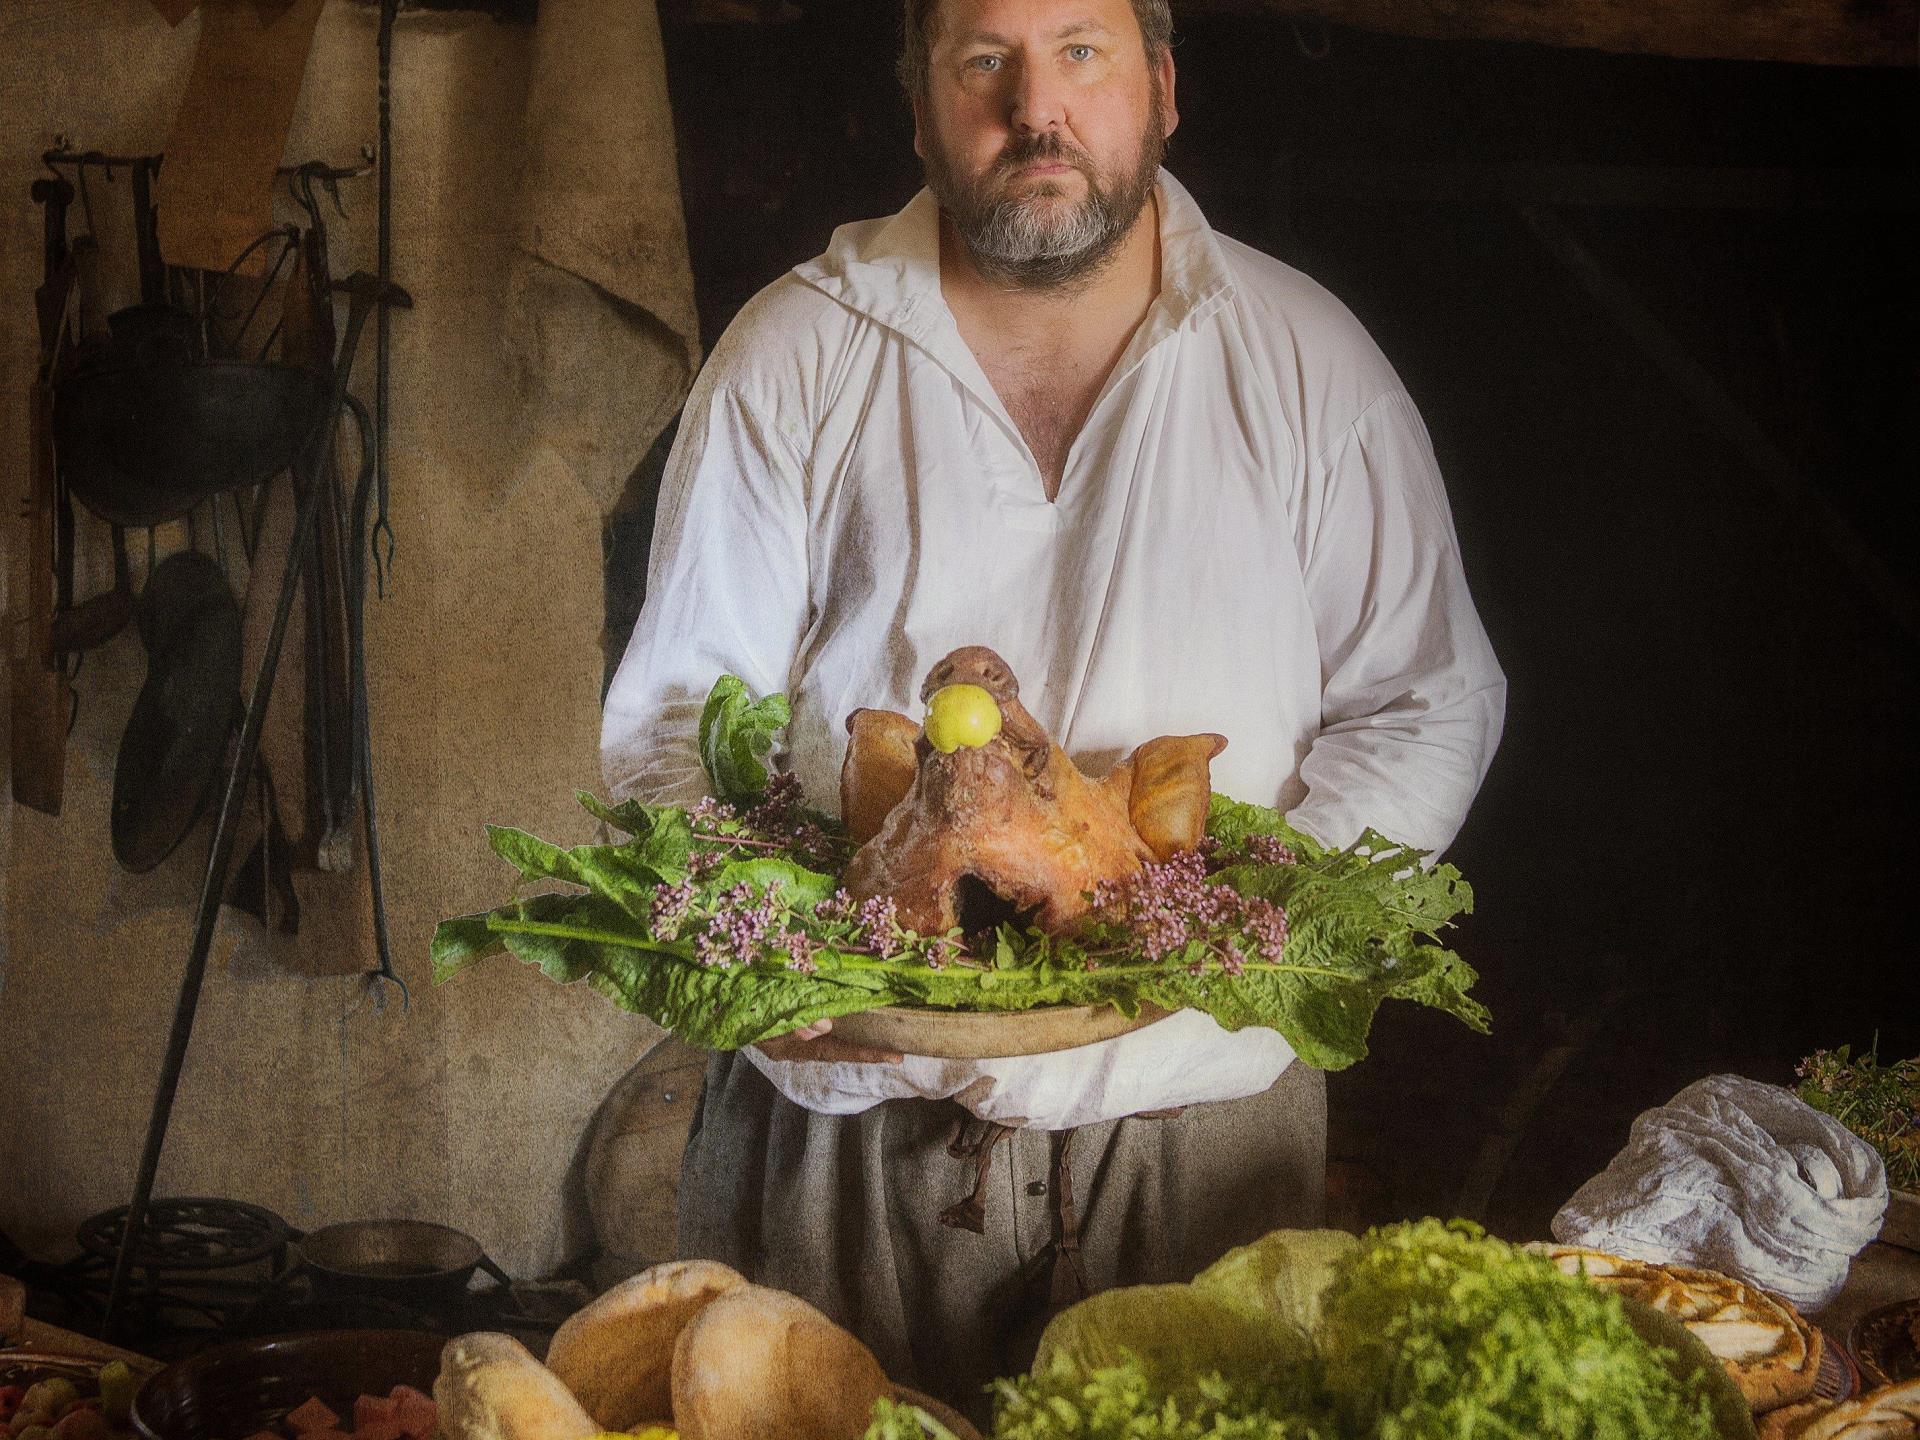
left=897, top=0, right=1174, bottom=101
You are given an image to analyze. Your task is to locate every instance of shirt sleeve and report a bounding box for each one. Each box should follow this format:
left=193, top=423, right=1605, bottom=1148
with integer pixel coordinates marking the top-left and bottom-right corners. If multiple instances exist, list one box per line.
left=1287, top=391, right=1506, bottom=856
left=600, top=379, right=811, bottom=806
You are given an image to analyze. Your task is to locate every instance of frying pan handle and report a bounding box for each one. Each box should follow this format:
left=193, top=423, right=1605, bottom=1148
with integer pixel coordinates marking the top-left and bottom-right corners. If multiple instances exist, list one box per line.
left=476, top=1253, right=513, bottom=1291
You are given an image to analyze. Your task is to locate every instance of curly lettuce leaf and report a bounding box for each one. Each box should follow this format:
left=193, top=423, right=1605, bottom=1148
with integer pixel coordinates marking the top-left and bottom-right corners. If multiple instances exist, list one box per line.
left=992, top=1351, right=1336, bottom=1440
left=698, top=674, right=790, bottom=805
left=1316, top=1220, right=1732, bottom=1440
left=863, top=1398, right=961, bottom=1440
left=1188, top=795, right=1489, bottom=1067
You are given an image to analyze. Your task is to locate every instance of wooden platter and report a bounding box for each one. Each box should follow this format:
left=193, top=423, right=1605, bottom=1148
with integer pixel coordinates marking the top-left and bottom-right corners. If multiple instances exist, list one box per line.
left=830, top=1002, right=1171, bottom=1060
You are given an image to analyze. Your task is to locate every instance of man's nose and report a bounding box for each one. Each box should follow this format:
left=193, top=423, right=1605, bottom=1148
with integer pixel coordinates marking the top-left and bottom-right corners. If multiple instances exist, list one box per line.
left=1010, top=60, right=1066, bottom=133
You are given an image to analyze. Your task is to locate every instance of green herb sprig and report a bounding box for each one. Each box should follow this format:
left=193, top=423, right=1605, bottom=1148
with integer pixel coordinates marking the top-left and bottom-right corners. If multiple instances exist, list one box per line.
left=1796, top=1041, right=1920, bottom=1191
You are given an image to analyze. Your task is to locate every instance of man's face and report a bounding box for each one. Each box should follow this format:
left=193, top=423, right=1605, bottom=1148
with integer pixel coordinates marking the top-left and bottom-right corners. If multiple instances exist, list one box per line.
left=915, top=0, right=1177, bottom=290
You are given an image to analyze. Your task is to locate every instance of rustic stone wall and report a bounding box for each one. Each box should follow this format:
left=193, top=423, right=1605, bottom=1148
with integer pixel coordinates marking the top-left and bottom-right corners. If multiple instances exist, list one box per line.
left=0, top=0, right=687, bottom=1277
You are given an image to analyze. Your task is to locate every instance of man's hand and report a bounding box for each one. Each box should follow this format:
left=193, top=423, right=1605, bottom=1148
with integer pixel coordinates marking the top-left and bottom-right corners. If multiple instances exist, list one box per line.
left=752, top=1017, right=903, bottom=1065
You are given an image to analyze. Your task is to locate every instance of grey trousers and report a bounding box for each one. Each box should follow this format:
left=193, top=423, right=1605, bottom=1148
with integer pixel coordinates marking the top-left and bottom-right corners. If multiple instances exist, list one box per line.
left=676, top=1051, right=1327, bottom=1422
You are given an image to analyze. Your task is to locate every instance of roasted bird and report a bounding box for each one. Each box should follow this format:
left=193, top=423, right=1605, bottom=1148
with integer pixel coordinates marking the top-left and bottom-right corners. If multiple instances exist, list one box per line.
left=839, top=645, right=1226, bottom=935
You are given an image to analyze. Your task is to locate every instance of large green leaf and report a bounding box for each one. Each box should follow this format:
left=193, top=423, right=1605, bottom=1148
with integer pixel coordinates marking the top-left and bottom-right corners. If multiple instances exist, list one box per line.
left=430, top=912, right=503, bottom=982
left=708, top=856, right=840, bottom=912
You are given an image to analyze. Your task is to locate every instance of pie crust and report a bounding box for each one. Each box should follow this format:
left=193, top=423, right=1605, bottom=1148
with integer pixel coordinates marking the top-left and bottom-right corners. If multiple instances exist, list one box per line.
left=1542, top=1245, right=1822, bottom=1412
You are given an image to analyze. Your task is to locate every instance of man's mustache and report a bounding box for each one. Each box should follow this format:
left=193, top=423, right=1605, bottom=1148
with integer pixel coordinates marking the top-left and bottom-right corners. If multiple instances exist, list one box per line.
left=993, top=133, right=1093, bottom=177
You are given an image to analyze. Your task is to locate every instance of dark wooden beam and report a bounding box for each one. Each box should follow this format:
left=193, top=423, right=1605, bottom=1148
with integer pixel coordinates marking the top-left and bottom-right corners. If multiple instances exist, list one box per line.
left=1181, top=0, right=1916, bottom=67
left=1284, top=160, right=1919, bottom=214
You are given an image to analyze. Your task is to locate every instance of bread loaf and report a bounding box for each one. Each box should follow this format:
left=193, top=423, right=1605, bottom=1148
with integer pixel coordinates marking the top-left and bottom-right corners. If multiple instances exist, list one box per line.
left=670, top=1284, right=888, bottom=1440
left=545, top=1260, right=747, bottom=1430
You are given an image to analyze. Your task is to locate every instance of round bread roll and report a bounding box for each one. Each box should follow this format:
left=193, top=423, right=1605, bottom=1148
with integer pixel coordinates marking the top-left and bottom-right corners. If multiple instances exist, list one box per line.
left=435, top=1332, right=600, bottom=1440
left=670, top=1284, right=889, bottom=1440
left=546, top=1260, right=747, bottom=1430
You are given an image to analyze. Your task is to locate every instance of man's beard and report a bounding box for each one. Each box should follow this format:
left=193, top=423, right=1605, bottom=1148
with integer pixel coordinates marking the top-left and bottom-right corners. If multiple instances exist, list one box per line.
left=924, top=84, right=1166, bottom=292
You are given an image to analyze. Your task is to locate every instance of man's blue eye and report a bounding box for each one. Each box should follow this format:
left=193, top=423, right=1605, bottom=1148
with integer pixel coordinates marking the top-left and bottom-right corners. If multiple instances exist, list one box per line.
left=1067, top=44, right=1095, bottom=61
left=969, top=54, right=1003, bottom=72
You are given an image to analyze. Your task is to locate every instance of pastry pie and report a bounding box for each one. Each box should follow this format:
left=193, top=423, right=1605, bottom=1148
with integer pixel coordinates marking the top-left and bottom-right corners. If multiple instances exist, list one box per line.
left=1541, top=1245, right=1822, bottom=1411
left=1757, top=1378, right=1920, bottom=1439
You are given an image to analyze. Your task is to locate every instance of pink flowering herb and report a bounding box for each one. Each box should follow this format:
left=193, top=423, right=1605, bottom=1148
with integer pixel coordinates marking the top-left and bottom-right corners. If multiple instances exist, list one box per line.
left=855, top=895, right=900, bottom=956
left=782, top=932, right=820, bottom=974
left=1243, top=834, right=1298, bottom=867
left=647, top=878, right=696, bottom=940
left=1093, top=847, right=1290, bottom=972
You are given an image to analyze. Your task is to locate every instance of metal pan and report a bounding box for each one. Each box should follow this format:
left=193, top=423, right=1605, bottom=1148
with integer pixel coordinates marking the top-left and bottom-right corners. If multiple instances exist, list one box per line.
left=111, top=551, right=241, bottom=873
left=294, top=1220, right=510, bottom=1306
left=54, top=359, right=324, bottom=530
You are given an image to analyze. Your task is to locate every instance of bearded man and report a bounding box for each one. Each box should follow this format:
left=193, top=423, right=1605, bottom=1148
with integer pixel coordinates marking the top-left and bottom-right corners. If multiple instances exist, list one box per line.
left=601, top=0, right=1505, bottom=1412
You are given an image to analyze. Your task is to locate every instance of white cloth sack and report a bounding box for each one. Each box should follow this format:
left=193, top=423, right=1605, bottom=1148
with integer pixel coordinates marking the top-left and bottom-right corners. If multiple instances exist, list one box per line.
left=1552, top=1074, right=1888, bottom=1309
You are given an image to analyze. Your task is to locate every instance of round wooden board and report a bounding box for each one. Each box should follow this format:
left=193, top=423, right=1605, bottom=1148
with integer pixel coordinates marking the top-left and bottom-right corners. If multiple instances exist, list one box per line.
left=831, top=1002, right=1171, bottom=1059
left=893, top=1385, right=985, bottom=1439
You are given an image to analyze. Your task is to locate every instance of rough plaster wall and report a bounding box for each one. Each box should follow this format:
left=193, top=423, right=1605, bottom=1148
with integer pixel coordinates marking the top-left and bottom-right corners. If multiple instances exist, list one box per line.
left=0, top=0, right=673, bottom=1276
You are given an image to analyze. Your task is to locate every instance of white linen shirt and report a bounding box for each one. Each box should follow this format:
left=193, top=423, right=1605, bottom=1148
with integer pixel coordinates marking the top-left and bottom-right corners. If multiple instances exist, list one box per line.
left=601, top=170, right=1505, bottom=1129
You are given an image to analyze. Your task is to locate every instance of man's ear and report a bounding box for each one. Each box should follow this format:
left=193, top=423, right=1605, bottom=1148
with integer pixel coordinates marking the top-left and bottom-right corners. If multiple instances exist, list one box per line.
left=912, top=93, right=927, bottom=160
left=1158, top=50, right=1179, bottom=139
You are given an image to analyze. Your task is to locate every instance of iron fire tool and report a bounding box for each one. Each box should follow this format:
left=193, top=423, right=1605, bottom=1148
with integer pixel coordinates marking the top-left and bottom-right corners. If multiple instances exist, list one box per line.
left=104, top=273, right=413, bottom=1338
left=10, top=173, right=76, bottom=816
left=340, top=390, right=405, bottom=1011
left=374, top=0, right=397, bottom=596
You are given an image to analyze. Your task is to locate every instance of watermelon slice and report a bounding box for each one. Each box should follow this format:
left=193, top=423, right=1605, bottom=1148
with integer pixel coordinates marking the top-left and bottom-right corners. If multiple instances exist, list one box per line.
left=386, top=1387, right=434, bottom=1440
left=284, top=1400, right=340, bottom=1435
left=352, top=1396, right=398, bottom=1430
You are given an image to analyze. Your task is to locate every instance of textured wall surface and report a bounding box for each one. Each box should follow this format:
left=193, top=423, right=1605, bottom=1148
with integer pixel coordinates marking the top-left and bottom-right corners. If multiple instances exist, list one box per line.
left=0, top=0, right=688, bottom=1276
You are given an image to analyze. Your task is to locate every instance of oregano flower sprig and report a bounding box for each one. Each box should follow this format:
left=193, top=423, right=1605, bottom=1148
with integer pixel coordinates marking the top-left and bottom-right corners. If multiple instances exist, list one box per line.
left=1082, top=846, right=1292, bottom=975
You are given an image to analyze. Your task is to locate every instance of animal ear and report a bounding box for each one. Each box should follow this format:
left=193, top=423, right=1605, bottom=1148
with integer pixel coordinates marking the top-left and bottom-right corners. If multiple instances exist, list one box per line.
left=840, top=709, right=923, bottom=845
left=1114, top=733, right=1227, bottom=860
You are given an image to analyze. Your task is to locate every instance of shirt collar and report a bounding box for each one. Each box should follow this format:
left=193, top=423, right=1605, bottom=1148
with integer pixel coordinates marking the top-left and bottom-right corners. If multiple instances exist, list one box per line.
left=791, top=166, right=1237, bottom=348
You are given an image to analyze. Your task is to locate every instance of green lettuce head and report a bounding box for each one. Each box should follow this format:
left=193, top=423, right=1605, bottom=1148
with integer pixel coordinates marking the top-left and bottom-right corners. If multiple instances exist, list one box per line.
left=1035, top=1283, right=1319, bottom=1405
left=1316, top=1219, right=1745, bottom=1440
